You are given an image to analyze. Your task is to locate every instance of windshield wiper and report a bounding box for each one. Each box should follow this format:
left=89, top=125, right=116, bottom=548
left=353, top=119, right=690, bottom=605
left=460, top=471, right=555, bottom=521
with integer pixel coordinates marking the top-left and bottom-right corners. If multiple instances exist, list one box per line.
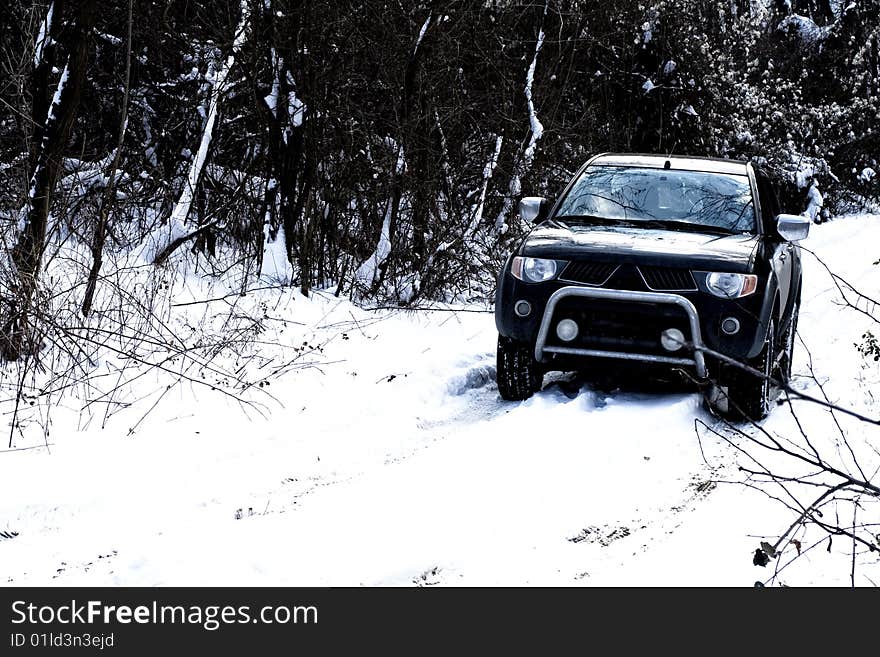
left=554, top=214, right=634, bottom=227
left=638, top=219, right=738, bottom=236
left=554, top=215, right=741, bottom=236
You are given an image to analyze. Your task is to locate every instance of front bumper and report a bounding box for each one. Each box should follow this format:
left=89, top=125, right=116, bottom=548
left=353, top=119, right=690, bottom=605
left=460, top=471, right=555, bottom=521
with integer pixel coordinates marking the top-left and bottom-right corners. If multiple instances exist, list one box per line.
left=533, top=286, right=708, bottom=378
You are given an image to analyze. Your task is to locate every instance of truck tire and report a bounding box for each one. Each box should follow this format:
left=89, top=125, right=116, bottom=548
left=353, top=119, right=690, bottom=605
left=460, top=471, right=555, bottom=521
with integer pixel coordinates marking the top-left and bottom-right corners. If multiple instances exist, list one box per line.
left=496, top=335, right=543, bottom=401
left=777, top=295, right=800, bottom=386
left=709, top=319, right=777, bottom=421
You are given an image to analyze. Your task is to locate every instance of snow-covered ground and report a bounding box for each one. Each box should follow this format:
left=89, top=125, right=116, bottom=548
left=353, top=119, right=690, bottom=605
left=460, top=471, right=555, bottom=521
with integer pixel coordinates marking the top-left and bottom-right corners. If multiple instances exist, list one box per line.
left=1, top=216, right=879, bottom=586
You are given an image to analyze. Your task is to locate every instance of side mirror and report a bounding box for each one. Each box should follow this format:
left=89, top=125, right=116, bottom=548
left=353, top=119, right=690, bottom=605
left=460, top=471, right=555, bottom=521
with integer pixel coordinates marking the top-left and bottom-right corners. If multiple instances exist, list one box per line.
left=775, top=213, right=811, bottom=242
left=518, top=196, right=550, bottom=224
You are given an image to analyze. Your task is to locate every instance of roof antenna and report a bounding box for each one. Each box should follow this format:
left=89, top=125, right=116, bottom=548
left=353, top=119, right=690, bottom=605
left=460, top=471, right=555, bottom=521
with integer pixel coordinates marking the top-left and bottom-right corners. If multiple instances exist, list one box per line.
left=664, top=159, right=671, bottom=169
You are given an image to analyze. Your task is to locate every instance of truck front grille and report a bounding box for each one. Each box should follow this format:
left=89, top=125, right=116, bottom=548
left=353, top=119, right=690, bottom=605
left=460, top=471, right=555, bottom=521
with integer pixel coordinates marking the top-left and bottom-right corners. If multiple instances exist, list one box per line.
left=559, top=261, right=618, bottom=286
left=638, top=266, right=697, bottom=291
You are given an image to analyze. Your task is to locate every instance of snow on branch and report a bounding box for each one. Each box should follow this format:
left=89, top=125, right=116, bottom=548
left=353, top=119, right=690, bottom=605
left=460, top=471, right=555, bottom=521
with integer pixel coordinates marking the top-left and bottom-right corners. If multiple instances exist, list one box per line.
left=468, top=135, right=503, bottom=238
left=777, top=14, right=833, bottom=47
left=523, top=8, right=547, bottom=166
left=33, top=1, right=54, bottom=67
left=264, top=49, right=281, bottom=118
left=21, top=58, right=70, bottom=232
left=414, top=13, right=432, bottom=56
left=45, top=61, right=70, bottom=126
left=495, top=0, right=548, bottom=234
left=142, top=0, right=251, bottom=263
left=355, top=145, right=403, bottom=289
left=353, top=13, right=433, bottom=292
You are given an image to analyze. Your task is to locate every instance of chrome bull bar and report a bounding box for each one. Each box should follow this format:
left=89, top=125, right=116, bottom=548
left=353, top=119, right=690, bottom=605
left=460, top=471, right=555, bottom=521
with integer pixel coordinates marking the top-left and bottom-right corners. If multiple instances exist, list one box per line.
left=534, top=286, right=708, bottom=378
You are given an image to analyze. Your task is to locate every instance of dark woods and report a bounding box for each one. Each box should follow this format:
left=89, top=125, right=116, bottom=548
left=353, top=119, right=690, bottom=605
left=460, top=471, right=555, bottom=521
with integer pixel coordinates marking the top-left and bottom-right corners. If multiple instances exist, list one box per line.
left=1, top=0, right=879, bottom=351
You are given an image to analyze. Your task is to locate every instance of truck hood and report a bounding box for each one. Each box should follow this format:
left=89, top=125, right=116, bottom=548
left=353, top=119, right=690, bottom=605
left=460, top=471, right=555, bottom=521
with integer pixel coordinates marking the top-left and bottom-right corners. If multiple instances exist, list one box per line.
left=521, top=225, right=759, bottom=272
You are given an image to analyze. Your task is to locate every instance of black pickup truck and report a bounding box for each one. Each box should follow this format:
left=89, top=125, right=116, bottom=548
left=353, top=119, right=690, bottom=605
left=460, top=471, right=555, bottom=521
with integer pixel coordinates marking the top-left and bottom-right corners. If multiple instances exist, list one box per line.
left=494, top=153, right=810, bottom=420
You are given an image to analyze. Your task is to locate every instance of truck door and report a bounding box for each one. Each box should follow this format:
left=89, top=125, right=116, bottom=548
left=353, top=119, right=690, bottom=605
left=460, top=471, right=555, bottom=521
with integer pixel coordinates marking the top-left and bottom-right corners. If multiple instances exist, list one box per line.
left=757, top=171, right=793, bottom=322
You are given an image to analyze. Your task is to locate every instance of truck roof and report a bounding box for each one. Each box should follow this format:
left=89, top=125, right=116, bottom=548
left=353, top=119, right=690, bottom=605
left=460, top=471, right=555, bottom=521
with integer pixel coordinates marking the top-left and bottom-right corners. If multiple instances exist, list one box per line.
left=589, top=153, right=751, bottom=176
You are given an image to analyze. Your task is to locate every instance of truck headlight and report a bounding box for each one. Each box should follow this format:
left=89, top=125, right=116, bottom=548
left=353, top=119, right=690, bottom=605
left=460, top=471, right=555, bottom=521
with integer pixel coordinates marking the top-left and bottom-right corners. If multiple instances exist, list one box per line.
left=704, top=272, right=758, bottom=298
left=511, top=257, right=560, bottom=283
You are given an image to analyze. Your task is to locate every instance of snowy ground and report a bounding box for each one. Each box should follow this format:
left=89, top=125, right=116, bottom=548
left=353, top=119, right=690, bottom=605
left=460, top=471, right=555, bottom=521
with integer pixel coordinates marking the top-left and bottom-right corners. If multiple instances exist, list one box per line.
left=1, top=216, right=879, bottom=586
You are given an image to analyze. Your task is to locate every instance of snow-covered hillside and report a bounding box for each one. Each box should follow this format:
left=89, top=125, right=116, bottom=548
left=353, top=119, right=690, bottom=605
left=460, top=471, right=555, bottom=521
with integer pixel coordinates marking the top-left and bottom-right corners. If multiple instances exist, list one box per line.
left=1, top=216, right=879, bottom=586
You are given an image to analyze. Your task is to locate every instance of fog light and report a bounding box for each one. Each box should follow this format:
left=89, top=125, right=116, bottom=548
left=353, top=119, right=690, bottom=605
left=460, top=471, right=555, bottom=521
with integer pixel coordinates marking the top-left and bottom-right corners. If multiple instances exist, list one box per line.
left=660, top=328, right=686, bottom=352
left=514, top=300, right=532, bottom=317
left=721, top=317, right=740, bottom=335
left=556, top=319, right=579, bottom=342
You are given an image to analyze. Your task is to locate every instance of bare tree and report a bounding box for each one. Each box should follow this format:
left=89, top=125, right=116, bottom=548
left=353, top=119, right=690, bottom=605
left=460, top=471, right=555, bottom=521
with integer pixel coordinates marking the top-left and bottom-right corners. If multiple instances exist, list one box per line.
left=81, top=0, right=133, bottom=317
left=141, top=0, right=251, bottom=266
left=3, top=0, right=98, bottom=360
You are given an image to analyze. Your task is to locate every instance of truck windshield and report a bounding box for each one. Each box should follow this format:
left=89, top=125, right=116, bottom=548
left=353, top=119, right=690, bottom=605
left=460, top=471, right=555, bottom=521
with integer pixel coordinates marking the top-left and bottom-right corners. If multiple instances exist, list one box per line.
left=555, top=165, right=756, bottom=234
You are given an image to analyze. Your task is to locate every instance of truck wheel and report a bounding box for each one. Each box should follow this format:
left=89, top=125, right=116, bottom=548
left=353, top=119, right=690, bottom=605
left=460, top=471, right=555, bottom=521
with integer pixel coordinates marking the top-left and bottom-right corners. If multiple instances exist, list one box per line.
left=496, top=335, right=543, bottom=401
left=709, top=319, right=777, bottom=421
left=777, top=297, right=800, bottom=386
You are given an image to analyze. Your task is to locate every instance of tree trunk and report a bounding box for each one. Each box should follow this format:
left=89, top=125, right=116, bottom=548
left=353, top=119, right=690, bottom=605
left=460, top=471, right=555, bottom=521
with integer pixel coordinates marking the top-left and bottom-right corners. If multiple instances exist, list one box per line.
left=358, top=14, right=432, bottom=294
left=81, top=0, right=133, bottom=317
left=494, top=1, right=548, bottom=234
left=29, top=0, right=65, bottom=173
left=142, top=0, right=250, bottom=264
left=3, top=0, right=97, bottom=360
